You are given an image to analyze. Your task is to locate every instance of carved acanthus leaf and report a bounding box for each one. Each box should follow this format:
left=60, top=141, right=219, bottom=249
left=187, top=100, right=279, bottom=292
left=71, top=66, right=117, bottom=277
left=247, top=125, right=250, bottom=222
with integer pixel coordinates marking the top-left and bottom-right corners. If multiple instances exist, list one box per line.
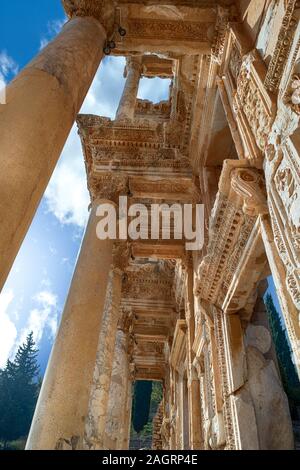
left=62, top=0, right=117, bottom=35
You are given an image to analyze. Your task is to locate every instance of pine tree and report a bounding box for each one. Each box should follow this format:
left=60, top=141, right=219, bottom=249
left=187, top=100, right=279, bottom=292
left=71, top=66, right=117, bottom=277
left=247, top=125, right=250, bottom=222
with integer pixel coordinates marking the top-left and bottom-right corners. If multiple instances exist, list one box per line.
left=0, top=333, right=40, bottom=447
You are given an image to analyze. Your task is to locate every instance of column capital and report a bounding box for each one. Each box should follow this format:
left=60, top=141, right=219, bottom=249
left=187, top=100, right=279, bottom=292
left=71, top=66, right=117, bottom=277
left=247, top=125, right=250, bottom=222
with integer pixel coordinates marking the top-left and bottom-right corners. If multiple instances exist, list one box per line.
left=124, top=56, right=143, bottom=77
left=112, top=241, right=131, bottom=274
left=62, top=0, right=117, bottom=36
left=89, top=174, right=129, bottom=205
left=118, top=306, right=134, bottom=333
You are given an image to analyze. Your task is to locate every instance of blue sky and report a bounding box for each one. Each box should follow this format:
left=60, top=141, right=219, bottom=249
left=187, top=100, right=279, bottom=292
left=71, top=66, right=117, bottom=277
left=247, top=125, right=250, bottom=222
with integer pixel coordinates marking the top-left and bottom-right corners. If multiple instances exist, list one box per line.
left=0, top=1, right=286, bottom=373
left=0, top=0, right=171, bottom=372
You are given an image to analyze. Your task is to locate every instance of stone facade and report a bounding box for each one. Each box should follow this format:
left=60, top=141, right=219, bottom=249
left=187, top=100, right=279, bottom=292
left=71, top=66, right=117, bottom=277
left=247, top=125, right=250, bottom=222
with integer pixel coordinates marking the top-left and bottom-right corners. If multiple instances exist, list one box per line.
left=1, top=0, right=298, bottom=450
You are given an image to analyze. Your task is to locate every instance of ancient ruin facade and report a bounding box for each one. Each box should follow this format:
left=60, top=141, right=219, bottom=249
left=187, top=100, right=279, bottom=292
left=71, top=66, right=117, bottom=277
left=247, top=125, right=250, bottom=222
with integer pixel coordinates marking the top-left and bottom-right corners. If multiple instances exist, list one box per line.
left=1, top=0, right=300, bottom=450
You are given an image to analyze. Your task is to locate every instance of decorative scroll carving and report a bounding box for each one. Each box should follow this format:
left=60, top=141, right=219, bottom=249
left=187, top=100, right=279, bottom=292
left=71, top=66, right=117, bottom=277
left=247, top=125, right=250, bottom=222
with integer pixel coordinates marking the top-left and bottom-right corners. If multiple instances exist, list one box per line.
left=211, top=6, right=231, bottom=64
left=264, top=0, right=300, bottom=93
left=286, top=74, right=300, bottom=114
left=228, top=42, right=242, bottom=87
left=231, top=168, right=268, bottom=216
left=126, top=18, right=214, bottom=42
left=235, top=53, right=275, bottom=151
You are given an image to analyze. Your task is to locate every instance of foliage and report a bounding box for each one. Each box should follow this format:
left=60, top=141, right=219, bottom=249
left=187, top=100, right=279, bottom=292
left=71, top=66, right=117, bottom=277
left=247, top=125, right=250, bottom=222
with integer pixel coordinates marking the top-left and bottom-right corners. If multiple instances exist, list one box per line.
left=132, top=381, right=153, bottom=433
left=0, top=333, right=40, bottom=447
left=265, top=294, right=300, bottom=404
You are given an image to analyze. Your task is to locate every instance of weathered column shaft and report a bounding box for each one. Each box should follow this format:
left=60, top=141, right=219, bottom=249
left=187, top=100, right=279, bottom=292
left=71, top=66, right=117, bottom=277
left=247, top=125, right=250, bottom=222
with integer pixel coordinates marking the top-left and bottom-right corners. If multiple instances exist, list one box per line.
left=121, top=376, right=133, bottom=450
left=26, top=201, right=114, bottom=450
left=0, top=16, right=106, bottom=291
left=84, top=243, right=129, bottom=450
left=105, top=328, right=129, bottom=449
left=116, top=57, right=142, bottom=121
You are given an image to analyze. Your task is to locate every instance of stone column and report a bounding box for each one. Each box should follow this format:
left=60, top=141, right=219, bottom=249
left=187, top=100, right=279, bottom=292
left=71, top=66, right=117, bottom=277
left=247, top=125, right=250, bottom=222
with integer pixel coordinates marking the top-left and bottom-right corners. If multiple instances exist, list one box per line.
left=185, top=262, right=203, bottom=450
left=0, top=1, right=115, bottom=291
left=84, top=243, right=130, bottom=450
left=116, top=57, right=142, bottom=121
left=104, top=308, right=133, bottom=449
left=26, top=198, right=114, bottom=450
left=121, top=367, right=134, bottom=450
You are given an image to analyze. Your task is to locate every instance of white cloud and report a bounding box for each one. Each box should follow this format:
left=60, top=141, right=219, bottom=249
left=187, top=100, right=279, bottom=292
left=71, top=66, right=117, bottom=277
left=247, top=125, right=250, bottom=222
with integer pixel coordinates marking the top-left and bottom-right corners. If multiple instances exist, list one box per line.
left=138, top=77, right=171, bottom=103
left=0, top=50, right=18, bottom=104
left=40, top=17, right=67, bottom=50
left=44, top=56, right=126, bottom=228
left=18, top=290, right=59, bottom=349
left=0, top=290, right=18, bottom=368
left=44, top=57, right=171, bottom=229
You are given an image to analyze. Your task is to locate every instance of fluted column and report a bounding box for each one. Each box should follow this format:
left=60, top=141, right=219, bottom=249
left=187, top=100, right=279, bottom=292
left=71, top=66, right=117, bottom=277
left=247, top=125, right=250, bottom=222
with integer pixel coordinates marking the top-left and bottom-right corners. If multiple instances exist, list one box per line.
left=0, top=1, right=116, bottom=291
left=84, top=243, right=130, bottom=450
left=104, top=308, right=133, bottom=449
left=116, top=57, right=142, bottom=121
left=185, top=260, right=203, bottom=450
left=26, top=198, right=114, bottom=450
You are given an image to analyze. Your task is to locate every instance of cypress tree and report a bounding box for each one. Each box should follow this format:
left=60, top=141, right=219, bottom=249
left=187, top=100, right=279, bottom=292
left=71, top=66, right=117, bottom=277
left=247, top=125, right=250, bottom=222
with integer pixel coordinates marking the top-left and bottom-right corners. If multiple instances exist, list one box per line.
left=0, top=332, right=40, bottom=446
left=265, top=294, right=300, bottom=402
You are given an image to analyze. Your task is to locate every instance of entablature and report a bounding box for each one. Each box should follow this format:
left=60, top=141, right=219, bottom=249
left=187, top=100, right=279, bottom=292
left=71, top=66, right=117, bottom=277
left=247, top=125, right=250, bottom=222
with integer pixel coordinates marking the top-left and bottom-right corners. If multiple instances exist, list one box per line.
left=195, top=159, right=268, bottom=314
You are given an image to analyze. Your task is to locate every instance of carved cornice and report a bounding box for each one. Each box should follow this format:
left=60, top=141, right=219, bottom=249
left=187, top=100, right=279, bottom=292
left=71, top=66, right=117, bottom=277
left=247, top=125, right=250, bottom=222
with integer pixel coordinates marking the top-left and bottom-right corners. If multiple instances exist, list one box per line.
left=62, top=0, right=118, bottom=35
left=195, top=160, right=267, bottom=309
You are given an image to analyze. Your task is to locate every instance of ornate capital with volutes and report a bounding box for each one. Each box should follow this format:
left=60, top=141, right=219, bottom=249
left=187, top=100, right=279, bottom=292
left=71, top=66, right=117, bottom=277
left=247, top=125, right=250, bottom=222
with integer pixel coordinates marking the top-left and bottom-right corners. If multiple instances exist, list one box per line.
left=231, top=168, right=268, bottom=216
left=62, top=0, right=118, bottom=35
left=89, top=173, right=129, bottom=205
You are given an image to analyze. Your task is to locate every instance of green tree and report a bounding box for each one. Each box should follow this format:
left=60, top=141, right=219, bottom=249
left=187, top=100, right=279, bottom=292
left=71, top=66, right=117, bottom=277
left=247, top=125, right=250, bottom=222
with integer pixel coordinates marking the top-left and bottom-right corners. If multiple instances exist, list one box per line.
left=0, top=333, right=40, bottom=448
left=132, top=381, right=153, bottom=433
left=265, top=294, right=300, bottom=403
